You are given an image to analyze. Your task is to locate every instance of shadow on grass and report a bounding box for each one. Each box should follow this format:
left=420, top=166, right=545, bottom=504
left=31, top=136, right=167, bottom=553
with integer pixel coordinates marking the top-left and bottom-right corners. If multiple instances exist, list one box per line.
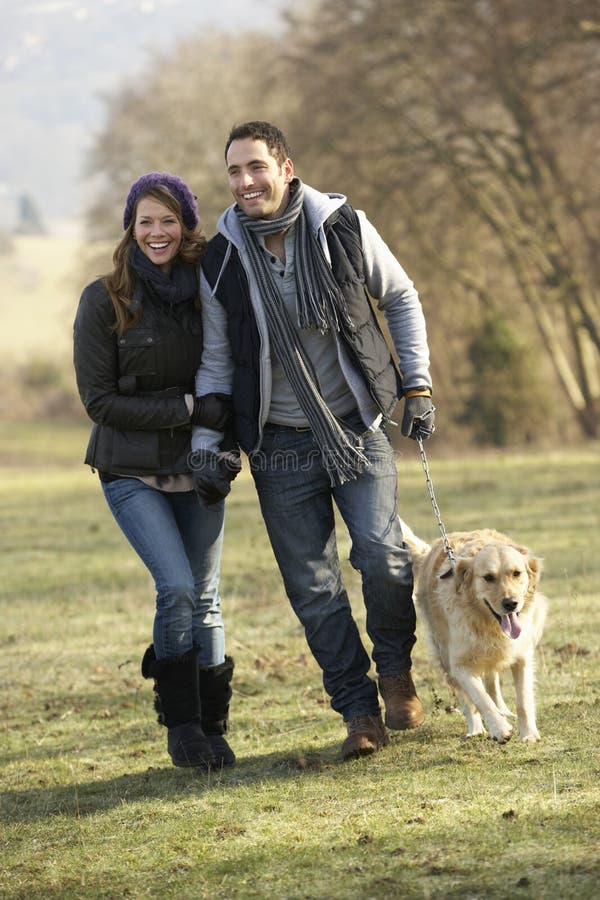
left=1, top=740, right=358, bottom=823
left=1, top=721, right=502, bottom=827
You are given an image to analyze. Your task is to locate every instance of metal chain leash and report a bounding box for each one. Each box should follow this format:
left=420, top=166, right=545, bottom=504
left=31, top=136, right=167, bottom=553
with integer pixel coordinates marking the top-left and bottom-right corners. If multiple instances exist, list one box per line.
left=415, top=433, right=456, bottom=569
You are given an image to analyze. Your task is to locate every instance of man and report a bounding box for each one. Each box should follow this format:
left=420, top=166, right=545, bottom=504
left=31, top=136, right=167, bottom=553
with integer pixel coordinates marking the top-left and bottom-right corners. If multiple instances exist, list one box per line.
left=192, top=121, right=435, bottom=760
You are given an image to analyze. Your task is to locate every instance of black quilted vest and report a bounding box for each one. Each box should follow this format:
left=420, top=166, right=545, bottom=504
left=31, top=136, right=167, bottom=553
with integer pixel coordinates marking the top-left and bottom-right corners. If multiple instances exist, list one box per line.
left=201, top=204, right=402, bottom=452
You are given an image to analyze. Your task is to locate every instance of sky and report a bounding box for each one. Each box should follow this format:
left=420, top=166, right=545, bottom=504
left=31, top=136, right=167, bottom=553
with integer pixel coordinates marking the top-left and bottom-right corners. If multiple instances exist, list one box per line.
left=0, top=0, right=289, bottom=231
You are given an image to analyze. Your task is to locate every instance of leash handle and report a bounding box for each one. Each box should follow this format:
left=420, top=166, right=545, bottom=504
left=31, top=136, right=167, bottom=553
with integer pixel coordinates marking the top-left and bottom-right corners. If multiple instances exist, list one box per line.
left=415, top=434, right=456, bottom=569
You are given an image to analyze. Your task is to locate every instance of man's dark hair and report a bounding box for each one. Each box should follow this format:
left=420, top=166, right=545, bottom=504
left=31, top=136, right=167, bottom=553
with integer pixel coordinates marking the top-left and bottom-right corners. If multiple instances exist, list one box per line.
left=225, top=121, right=291, bottom=167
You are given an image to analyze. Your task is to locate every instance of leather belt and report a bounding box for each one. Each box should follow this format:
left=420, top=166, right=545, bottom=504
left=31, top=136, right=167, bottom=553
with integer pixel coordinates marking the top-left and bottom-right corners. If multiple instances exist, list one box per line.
left=264, top=422, right=312, bottom=433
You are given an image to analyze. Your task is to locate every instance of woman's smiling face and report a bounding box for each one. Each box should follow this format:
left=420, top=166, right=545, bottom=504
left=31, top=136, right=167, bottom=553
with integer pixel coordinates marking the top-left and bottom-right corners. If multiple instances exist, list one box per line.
left=133, top=196, right=183, bottom=273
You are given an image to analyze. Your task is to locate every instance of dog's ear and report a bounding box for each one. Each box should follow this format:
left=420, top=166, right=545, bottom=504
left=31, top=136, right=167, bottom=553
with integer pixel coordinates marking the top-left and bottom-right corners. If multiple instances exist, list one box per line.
left=453, top=557, right=473, bottom=591
left=525, top=554, right=543, bottom=596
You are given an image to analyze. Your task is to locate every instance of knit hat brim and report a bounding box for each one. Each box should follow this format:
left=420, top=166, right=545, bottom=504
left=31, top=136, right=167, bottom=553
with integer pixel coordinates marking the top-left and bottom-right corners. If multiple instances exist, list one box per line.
left=123, top=172, right=199, bottom=230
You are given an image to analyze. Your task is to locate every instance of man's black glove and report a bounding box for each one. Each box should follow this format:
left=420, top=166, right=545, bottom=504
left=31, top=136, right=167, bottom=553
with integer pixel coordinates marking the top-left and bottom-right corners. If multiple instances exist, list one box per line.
left=190, top=449, right=242, bottom=505
left=401, top=393, right=435, bottom=440
left=191, top=393, right=232, bottom=431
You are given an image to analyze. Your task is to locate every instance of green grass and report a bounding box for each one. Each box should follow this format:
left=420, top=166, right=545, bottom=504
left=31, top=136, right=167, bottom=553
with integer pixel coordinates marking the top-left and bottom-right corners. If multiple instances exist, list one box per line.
left=1, top=422, right=599, bottom=899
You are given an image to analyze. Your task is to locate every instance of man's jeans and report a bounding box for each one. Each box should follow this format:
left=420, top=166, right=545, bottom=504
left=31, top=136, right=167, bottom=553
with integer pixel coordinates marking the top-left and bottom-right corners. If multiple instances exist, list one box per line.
left=250, top=417, right=416, bottom=721
left=102, top=477, right=225, bottom=663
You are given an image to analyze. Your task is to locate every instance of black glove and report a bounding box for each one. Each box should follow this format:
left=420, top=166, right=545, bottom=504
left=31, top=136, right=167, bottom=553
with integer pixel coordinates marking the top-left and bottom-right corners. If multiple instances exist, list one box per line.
left=401, top=394, right=435, bottom=440
left=191, top=393, right=232, bottom=431
left=190, top=449, right=242, bottom=505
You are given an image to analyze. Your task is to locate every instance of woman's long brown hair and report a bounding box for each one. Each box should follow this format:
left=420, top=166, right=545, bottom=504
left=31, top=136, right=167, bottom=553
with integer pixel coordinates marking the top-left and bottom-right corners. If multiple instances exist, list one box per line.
left=103, top=185, right=207, bottom=335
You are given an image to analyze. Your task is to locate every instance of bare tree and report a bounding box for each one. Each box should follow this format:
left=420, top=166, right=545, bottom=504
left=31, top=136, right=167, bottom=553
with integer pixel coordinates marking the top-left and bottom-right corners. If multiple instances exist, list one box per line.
left=82, top=2, right=599, bottom=442
left=84, top=31, right=287, bottom=244
left=283, top=0, right=600, bottom=437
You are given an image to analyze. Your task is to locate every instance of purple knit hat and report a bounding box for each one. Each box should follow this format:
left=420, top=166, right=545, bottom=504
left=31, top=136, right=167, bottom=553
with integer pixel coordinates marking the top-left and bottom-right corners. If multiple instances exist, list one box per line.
left=123, top=172, right=199, bottom=230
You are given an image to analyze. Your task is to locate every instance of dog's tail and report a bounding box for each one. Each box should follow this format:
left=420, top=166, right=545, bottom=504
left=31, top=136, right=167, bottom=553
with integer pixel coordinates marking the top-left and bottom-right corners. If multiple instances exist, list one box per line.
left=398, top=518, right=431, bottom=572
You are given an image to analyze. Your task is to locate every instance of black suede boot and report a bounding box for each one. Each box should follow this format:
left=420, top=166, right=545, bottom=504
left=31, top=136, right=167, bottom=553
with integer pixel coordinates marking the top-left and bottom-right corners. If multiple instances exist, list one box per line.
left=141, top=645, right=215, bottom=769
left=198, top=656, right=236, bottom=767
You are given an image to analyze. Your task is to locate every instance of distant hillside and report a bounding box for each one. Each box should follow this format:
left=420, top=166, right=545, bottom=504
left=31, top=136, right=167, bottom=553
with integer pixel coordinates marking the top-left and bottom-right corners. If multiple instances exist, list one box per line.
left=0, top=235, right=83, bottom=364
left=0, top=0, right=287, bottom=228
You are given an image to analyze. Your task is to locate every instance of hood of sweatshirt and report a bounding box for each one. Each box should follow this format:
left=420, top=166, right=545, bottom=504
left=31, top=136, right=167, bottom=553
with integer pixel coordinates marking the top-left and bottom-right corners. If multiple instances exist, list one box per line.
left=216, top=183, right=347, bottom=249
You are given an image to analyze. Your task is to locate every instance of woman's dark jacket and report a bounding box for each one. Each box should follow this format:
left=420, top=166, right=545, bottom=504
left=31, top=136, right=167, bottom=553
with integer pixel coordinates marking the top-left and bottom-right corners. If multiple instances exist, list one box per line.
left=73, top=277, right=203, bottom=475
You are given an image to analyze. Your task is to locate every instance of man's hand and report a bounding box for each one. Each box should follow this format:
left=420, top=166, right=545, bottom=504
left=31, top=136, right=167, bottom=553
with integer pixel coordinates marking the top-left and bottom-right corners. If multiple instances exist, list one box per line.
left=401, top=394, right=435, bottom=440
left=190, top=449, right=241, bottom=505
left=191, top=393, right=232, bottom=431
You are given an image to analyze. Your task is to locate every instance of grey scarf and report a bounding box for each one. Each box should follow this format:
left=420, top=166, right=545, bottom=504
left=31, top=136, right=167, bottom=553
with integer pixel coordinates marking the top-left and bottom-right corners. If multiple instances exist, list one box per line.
left=235, top=179, right=369, bottom=486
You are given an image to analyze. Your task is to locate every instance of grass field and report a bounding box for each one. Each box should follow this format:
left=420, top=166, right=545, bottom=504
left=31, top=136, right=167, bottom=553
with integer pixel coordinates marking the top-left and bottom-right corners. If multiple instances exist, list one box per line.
left=1, top=421, right=599, bottom=898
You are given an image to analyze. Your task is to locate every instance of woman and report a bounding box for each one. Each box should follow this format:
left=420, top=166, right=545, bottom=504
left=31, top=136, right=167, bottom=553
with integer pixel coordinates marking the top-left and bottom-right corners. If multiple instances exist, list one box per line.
left=74, top=172, right=235, bottom=769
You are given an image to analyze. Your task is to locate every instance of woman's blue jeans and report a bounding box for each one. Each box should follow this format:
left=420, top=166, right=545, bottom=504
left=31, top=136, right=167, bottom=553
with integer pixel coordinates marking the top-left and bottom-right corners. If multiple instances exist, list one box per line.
left=250, top=417, right=416, bottom=721
left=101, top=477, right=225, bottom=664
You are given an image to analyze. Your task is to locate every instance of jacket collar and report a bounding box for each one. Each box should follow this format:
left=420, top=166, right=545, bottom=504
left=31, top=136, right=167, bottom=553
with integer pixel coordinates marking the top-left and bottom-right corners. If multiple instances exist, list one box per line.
left=217, top=183, right=347, bottom=248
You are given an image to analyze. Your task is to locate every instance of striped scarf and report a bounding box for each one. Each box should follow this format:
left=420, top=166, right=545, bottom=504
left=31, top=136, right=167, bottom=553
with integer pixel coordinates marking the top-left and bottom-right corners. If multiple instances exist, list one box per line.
left=235, top=179, right=369, bottom=486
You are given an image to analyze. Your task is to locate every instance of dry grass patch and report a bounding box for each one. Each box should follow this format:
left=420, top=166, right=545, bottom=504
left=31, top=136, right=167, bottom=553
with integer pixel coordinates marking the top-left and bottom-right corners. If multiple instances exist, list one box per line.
left=1, top=423, right=599, bottom=899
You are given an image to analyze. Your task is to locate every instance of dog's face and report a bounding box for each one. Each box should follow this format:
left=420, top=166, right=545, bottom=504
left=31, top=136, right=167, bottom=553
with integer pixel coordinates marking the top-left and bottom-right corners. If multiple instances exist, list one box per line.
left=455, top=542, right=541, bottom=640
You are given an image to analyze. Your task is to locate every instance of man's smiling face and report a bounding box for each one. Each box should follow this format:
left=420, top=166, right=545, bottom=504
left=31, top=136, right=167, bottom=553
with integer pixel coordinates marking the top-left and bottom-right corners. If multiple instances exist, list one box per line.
left=226, top=138, right=294, bottom=220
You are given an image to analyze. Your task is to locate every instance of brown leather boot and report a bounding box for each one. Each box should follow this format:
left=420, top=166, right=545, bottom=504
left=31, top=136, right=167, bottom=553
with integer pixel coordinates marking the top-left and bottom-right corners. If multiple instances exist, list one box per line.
left=341, top=713, right=390, bottom=760
left=379, top=671, right=425, bottom=729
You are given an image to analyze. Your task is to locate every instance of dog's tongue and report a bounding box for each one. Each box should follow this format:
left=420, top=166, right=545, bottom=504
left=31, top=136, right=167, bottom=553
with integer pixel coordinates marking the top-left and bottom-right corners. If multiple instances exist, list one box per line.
left=500, top=613, right=521, bottom=640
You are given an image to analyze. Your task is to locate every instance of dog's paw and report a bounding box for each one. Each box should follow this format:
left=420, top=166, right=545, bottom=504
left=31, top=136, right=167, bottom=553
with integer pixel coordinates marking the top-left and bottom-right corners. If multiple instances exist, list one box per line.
left=519, top=728, right=541, bottom=742
left=466, top=726, right=486, bottom=738
left=489, top=718, right=513, bottom=744
left=464, top=711, right=485, bottom=736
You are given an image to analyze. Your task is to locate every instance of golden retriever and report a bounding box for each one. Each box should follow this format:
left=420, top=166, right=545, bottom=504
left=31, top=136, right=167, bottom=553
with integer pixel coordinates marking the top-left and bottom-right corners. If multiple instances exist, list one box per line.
left=400, top=520, right=547, bottom=743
